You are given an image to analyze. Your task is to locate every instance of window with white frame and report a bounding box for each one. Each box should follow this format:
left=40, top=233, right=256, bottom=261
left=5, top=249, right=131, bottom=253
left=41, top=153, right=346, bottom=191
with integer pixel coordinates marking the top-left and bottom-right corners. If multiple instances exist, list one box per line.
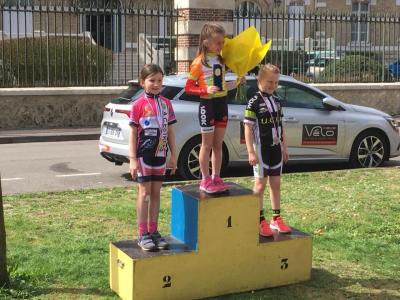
left=288, top=2, right=305, bottom=40
left=80, top=0, right=121, bottom=9
left=351, top=1, right=369, bottom=42
left=3, top=0, right=32, bottom=5
left=81, top=0, right=124, bottom=52
left=2, top=0, right=33, bottom=35
left=236, top=1, right=262, bottom=34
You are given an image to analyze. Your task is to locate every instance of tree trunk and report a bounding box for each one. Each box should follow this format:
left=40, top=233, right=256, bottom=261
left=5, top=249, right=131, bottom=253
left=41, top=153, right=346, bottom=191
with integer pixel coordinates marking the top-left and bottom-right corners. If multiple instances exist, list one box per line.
left=0, top=175, right=9, bottom=288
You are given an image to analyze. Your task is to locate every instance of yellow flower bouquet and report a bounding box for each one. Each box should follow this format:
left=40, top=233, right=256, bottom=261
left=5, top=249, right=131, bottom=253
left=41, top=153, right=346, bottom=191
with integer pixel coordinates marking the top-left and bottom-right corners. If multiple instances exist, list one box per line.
left=221, top=26, right=272, bottom=101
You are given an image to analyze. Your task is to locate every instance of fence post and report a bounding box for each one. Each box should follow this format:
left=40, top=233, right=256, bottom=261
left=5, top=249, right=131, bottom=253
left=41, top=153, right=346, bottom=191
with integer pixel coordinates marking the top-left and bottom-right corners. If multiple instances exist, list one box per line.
left=173, top=0, right=235, bottom=74
left=0, top=174, right=9, bottom=288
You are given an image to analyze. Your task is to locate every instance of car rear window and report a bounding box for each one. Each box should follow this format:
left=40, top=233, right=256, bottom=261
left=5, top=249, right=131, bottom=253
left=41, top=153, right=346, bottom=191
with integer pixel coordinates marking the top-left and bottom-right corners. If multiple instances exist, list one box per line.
left=161, top=86, right=182, bottom=99
left=111, top=84, right=143, bottom=104
left=111, top=85, right=182, bottom=105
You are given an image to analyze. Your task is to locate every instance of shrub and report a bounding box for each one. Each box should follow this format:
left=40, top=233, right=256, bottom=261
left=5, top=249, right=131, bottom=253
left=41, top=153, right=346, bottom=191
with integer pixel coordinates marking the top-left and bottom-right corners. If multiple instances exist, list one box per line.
left=262, top=50, right=307, bottom=75
left=321, top=55, right=392, bottom=82
left=0, top=37, right=113, bottom=87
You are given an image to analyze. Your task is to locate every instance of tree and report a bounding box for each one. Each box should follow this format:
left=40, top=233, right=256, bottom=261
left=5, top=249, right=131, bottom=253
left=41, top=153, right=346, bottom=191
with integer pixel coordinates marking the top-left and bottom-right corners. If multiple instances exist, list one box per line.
left=0, top=174, right=9, bottom=288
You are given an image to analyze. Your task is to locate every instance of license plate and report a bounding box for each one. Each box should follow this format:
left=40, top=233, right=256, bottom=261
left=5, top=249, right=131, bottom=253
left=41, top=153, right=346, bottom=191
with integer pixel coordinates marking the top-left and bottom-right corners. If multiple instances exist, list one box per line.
left=104, top=124, right=122, bottom=139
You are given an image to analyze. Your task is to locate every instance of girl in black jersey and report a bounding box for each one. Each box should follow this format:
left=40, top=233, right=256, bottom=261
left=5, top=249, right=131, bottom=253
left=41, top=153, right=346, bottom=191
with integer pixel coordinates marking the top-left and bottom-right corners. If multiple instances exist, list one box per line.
left=244, top=64, right=291, bottom=237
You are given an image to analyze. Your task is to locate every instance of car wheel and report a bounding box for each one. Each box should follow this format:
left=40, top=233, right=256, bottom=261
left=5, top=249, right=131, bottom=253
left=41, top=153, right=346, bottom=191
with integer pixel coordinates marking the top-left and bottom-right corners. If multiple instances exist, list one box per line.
left=350, top=130, right=388, bottom=168
left=178, top=136, right=228, bottom=180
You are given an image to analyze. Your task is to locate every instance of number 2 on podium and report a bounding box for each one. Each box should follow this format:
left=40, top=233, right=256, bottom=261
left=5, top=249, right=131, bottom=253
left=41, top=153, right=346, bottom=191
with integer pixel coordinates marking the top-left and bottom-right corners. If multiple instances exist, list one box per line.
left=227, top=216, right=232, bottom=228
left=281, top=258, right=289, bottom=270
left=162, top=275, right=172, bottom=288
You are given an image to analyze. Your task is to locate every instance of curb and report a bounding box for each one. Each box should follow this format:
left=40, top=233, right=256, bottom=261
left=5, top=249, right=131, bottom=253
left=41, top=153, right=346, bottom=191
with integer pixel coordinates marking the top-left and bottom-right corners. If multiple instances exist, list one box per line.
left=0, top=132, right=100, bottom=144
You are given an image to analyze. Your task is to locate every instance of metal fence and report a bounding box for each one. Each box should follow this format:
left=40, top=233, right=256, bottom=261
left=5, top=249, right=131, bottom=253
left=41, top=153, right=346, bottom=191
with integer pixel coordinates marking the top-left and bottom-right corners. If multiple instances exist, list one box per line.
left=0, top=2, right=178, bottom=87
left=235, top=8, right=400, bottom=83
left=1, top=3, right=400, bottom=87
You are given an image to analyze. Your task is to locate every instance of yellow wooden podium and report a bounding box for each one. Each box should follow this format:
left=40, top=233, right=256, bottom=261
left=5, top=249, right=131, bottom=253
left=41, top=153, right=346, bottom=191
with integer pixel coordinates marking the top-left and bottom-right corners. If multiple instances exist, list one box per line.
left=110, top=183, right=312, bottom=300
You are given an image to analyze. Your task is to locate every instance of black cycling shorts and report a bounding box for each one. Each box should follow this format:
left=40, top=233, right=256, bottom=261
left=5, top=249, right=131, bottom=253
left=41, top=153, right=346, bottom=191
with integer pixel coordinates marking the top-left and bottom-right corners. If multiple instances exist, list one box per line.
left=253, top=143, right=283, bottom=177
left=136, top=155, right=167, bottom=183
left=198, top=96, right=228, bottom=133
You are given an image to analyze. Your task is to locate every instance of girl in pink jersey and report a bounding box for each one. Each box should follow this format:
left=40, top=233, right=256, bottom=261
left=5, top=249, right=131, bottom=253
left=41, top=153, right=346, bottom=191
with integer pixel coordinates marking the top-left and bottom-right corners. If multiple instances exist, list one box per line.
left=129, top=64, right=177, bottom=251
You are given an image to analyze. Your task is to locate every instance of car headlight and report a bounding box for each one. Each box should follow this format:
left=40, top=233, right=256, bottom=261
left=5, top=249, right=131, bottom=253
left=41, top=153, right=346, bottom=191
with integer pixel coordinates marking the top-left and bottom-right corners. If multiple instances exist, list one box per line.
left=385, top=117, right=399, bottom=132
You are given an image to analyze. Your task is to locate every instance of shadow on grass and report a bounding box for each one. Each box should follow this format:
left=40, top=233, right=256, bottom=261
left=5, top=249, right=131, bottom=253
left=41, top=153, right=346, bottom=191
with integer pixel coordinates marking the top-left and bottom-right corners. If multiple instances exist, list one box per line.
left=2, top=267, right=399, bottom=299
left=208, top=268, right=400, bottom=300
left=121, top=171, right=181, bottom=183
left=1, top=282, right=114, bottom=299
left=0, top=266, right=113, bottom=299
left=39, top=287, right=115, bottom=297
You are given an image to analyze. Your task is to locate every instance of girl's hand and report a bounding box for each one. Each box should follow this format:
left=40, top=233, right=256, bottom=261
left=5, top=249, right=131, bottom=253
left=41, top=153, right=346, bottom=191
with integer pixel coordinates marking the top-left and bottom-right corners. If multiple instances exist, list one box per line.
left=207, top=85, right=219, bottom=94
left=282, top=147, right=289, bottom=163
left=248, top=151, right=258, bottom=166
left=130, top=158, right=138, bottom=180
left=239, top=76, right=246, bottom=85
left=167, top=154, right=177, bottom=175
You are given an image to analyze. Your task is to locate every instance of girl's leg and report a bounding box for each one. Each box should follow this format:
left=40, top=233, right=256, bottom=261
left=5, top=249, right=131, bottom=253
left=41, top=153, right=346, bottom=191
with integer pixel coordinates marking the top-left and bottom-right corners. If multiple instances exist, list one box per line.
left=148, top=181, right=163, bottom=233
left=268, top=175, right=291, bottom=233
left=268, top=176, right=281, bottom=210
left=136, top=181, right=157, bottom=251
left=148, top=180, right=168, bottom=249
left=254, top=177, right=272, bottom=236
left=137, top=182, right=152, bottom=236
left=253, top=177, right=268, bottom=212
left=199, top=132, right=214, bottom=179
left=211, top=126, right=226, bottom=177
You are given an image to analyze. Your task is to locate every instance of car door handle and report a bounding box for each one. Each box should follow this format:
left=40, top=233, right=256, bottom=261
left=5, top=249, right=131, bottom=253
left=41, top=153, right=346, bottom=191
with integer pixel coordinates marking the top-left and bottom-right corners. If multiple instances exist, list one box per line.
left=283, top=117, right=299, bottom=123
left=229, top=114, right=241, bottom=120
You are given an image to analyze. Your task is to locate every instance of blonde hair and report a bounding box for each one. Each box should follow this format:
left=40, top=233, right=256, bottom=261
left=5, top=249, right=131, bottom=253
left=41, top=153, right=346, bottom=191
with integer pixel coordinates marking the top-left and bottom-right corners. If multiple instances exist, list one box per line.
left=197, top=23, right=225, bottom=66
left=258, top=64, right=280, bottom=79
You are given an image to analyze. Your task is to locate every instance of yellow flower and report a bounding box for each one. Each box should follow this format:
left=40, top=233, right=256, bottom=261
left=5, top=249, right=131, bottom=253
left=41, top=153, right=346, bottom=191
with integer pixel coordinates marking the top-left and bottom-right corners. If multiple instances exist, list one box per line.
left=221, top=26, right=272, bottom=77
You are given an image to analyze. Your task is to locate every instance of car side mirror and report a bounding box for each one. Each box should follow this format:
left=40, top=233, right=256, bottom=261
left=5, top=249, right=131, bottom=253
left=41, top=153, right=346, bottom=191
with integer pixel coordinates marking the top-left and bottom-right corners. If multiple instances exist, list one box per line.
left=322, top=97, right=345, bottom=111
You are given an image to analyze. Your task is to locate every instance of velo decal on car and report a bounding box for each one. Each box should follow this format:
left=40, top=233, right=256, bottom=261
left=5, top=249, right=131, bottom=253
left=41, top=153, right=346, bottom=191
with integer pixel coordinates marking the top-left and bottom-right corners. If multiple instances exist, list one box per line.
left=302, top=124, right=338, bottom=145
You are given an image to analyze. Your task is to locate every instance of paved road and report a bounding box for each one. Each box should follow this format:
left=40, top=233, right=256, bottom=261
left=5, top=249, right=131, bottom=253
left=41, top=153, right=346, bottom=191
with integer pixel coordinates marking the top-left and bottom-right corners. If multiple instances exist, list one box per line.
left=0, top=140, right=133, bottom=195
left=1, top=140, right=399, bottom=195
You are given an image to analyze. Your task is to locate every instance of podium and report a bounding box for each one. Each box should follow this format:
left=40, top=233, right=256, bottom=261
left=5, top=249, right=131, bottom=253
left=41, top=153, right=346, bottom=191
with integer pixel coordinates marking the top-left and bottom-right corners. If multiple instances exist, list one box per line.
left=110, top=183, right=312, bottom=300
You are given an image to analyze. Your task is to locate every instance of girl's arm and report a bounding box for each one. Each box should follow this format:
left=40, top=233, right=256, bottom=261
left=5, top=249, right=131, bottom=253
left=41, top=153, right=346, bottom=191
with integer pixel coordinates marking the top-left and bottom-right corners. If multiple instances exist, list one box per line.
left=281, top=127, right=289, bottom=163
left=167, top=124, right=177, bottom=175
left=185, top=79, right=208, bottom=96
left=128, top=126, right=138, bottom=179
left=185, top=60, right=209, bottom=96
left=244, top=123, right=258, bottom=166
left=185, top=79, right=219, bottom=96
left=185, top=59, right=219, bottom=95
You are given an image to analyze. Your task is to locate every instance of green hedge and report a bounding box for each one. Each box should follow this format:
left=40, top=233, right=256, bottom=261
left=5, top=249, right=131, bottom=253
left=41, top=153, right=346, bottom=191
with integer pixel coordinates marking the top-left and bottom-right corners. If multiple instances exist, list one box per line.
left=0, top=37, right=113, bottom=87
left=262, top=50, right=307, bottom=75
left=321, top=55, right=392, bottom=82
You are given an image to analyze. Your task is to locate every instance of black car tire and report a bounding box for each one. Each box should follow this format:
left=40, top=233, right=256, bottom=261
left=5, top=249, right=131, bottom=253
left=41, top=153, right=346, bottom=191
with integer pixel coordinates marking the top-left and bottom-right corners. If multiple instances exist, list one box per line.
left=177, top=135, right=228, bottom=180
left=349, top=130, right=389, bottom=168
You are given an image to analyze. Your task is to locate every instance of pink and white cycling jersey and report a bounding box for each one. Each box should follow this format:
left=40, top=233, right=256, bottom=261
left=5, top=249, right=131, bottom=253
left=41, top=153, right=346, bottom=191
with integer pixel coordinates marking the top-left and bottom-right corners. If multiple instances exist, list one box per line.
left=129, top=92, right=176, bottom=158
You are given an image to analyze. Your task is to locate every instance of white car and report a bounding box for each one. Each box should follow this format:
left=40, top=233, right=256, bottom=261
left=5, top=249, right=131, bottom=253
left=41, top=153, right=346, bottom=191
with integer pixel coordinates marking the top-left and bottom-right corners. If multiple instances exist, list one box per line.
left=99, top=74, right=400, bottom=179
left=306, top=57, right=341, bottom=79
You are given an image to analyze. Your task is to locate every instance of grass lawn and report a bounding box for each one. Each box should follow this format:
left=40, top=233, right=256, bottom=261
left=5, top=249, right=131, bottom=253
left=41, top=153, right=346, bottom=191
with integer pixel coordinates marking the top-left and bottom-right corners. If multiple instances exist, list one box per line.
left=1, top=168, right=400, bottom=299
